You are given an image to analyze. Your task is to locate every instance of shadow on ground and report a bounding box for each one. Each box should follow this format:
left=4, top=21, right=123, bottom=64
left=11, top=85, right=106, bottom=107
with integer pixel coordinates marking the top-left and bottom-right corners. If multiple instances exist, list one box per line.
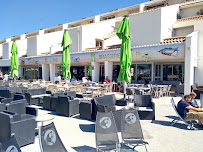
left=152, top=115, right=203, bottom=130
left=79, top=124, right=95, bottom=132
left=72, top=145, right=96, bottom=152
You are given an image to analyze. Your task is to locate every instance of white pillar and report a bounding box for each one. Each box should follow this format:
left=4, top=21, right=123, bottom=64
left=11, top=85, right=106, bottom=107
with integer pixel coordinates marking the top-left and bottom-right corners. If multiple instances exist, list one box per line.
left=39, top=29, right=44, bottom=35
left=160, top=64, right=163, bottom=81
left=42, top=64, right=50, bottom=80
left=18, top=65, right=23, bottom=77
left=184, top=31, right=198, bottom=95
left=151, top=63, right=155, bottom=82
left=94, top=15, right=101, bottom=23
left=91, top=62, right=100, bottom=82
left=84, top=65, right=87, bottom=77
left=63, top=23, right=69, bottom=30
left=50, top=63, right=56, bottom=82
left=104, top=61, right=113, bottom=81
left=139, top=3, right=145, bottom=12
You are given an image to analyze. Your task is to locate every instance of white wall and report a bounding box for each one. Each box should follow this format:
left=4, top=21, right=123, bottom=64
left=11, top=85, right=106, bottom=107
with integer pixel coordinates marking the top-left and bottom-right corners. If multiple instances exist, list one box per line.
left=69, top=27, right=80, bottom=52
left=103, top=36, right=121, bottom=49
left=194, top=20, right=203, bottom=86
left=160, top=5, right=179, bottom=40
left=16, top=39, right=27, bottom=58
left=0, top=44, right=2, bottom=57
left=184, top=31, right=198, bottom=94
left=2, top=42, right=12, bottom=59
left=37, top=31, right=63, bottom=55
left=180, top=4, right=203, bottom=19
left=174, top=26, right=194, bottom=37
left=130, top=9, right=162, bottom=46
left=27, top=37, right=37, bottom=57
left=81, top=19, right=116, bottom=51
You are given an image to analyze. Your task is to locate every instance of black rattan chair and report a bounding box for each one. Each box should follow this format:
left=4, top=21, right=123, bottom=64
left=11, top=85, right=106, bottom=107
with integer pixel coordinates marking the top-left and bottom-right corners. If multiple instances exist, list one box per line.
left=95, top=111, right=119, bottom=152
left=56, top=96, right=79, bottom=117
left=0, top=111, right=36, bottom=147
left=39, top=122, right=67, bottom=152
left=121, top=109, right=148, bottom=152
left=134, top=95, right=155, bottom=120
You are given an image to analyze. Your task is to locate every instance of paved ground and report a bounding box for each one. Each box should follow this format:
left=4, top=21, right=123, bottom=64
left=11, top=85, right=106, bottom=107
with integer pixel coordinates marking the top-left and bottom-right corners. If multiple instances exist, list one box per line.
left=21, top=93, right=203, bottom=152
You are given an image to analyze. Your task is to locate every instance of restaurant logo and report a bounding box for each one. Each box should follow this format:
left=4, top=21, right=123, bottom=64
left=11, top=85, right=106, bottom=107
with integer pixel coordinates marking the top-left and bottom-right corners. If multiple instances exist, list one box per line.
left=136, top=51, right=153, bottom=59
left=6, top=145, right=18, bottom=152
left=52, top=57, right=58, bottom=62
left=99, top=117, right=111, bottom=129
left=125, top=113, right=136, bottom=124
left=71, top=57, right=80, bottom=62
left=44, top=130, right=56, bottom=146
left=158, top=47, right=179, bottom=56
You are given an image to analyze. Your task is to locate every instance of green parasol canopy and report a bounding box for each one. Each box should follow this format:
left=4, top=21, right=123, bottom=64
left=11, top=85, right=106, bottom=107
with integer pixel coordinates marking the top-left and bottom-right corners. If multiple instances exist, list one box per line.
left=116, top=17, right=132, bottom=83
left=11, top=42, right=19, bottom=78
left=61, top=31, right=72, bottom=79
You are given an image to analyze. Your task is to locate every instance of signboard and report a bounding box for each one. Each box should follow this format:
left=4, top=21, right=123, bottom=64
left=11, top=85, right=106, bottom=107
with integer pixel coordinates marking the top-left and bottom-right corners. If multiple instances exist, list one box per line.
left=18, top=43, right=184, bottom=65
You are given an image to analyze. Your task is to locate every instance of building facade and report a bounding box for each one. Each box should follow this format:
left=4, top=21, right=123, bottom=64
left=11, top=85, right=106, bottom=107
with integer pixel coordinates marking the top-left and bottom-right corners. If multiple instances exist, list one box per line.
left=0, top=0, right=203, bottom=94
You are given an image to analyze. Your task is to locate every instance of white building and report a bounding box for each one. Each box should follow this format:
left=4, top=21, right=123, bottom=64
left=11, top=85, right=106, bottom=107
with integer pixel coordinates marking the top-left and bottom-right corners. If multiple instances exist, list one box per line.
left=0, top=0, right=203, bottom=94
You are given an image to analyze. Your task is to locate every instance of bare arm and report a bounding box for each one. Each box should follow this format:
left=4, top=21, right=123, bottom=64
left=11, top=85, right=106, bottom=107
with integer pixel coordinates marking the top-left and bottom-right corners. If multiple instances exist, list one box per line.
left=186, top=106, right=203, bottom=112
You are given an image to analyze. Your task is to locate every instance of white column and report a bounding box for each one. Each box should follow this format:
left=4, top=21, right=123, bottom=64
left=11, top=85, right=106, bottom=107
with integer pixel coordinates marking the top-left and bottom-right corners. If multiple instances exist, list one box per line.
left=104, top=61, right=113, bottom=81
left=160, top=64, right=163, bottom=81
left=91, top=62, right=100, bottom=82
left=84, top=65, right=87, bottom=77
left=184, top=31, right=198, bottom=95
left=139, top=3, right=145, bottom=12
left=151, top=63, right=155, bottom=82
left=63, top=23, right=69, bottom=30
left=42, top=64, right=50, bottom=80
left=39, top=29, right=44, bottom=35
left=94, top=15, right=101, bottom=23
left=50, top=63, right=56, bottom=82
left=18, top=65, right=23, bottom=77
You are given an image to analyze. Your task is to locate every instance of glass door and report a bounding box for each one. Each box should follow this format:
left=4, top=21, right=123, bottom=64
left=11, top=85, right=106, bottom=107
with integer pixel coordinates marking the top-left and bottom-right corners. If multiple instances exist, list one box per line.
left=155, top=64, right=161, bottom=81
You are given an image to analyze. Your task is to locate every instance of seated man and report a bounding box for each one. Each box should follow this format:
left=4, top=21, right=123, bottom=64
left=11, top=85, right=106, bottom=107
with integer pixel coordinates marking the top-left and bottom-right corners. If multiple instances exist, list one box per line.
left=104, top=76, right=110, bottom=83
left=71, top=76, right=77, bottom=82
left=190, top=92, right=199, bottom=108
left=177, top=95, right=203, bottom=123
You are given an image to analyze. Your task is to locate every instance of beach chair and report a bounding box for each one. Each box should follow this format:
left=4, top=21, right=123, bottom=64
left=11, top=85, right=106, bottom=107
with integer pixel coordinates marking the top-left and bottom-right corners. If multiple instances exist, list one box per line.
left=95, top=112, right=119, bottom=152
left=39, top=122, right=67, bottom=152
left=0, top=135, right=21, bottom=152
left=121, top=109, right=148, bottom=152
left=171, top=98, right=197, bottom=130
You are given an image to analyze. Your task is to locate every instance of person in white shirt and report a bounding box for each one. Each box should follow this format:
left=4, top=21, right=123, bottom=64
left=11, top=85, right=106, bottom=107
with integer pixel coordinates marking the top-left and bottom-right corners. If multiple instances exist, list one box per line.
left=82, top=77, right=88, bottom=83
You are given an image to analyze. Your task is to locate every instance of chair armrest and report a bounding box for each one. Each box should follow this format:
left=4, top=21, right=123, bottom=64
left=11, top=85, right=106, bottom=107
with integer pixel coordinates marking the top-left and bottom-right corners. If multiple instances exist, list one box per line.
left=76, top=94, right=83, bottom=98
left=46, top=91, right=52, bottom=94
left=26, top=106, right=38, bottom=116
left=151, top=101, right=155, bottom=110
left=115, top=99, right=127, bottom=106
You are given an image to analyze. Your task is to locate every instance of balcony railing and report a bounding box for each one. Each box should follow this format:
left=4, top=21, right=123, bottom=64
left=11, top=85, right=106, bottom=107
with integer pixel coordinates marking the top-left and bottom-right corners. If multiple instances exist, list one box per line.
left=161, top=36, right=186, bottom=44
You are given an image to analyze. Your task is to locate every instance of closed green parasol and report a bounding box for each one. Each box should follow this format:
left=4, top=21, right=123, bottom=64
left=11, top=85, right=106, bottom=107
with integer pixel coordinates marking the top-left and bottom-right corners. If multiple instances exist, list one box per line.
left=11, top=42, right=19, bottom=78
left=116, top=17, right=132, bottom=83
left=61, top=31, right=72, bottom=79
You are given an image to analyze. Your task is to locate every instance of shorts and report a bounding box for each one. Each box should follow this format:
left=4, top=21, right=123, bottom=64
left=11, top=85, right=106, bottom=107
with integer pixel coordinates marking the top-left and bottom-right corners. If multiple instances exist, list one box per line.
left=184, top=110, right=200, bottom=120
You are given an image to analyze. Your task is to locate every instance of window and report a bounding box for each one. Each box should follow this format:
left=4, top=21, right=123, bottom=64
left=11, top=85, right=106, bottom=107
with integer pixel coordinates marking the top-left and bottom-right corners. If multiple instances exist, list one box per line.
left=163, top=64, right=184, bottom=82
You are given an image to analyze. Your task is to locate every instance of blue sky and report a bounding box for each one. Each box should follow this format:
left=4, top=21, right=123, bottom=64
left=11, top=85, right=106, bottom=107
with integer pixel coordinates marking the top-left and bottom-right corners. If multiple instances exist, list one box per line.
left=0, top=0, right=148, bottom=40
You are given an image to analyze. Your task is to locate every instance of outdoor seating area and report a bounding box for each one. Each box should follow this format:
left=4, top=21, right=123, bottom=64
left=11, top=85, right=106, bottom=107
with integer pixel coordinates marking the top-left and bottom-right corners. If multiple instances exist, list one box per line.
left=0, top=82, right=203, bottom=151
